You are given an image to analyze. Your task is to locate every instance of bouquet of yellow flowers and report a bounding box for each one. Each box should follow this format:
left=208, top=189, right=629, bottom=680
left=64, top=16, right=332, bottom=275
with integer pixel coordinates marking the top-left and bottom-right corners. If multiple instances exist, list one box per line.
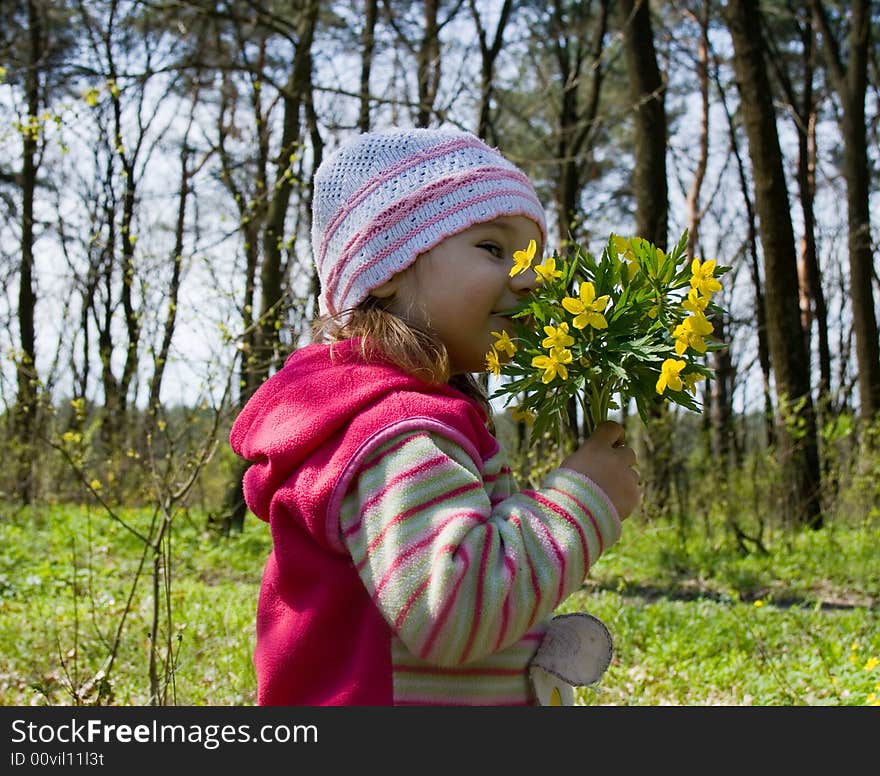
left=487, top=230, right=729, bottom=443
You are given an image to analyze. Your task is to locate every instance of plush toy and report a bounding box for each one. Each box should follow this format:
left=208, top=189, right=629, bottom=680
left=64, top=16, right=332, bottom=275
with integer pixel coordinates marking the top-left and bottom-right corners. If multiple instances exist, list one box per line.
left=529, top=613, right=613, bottom=706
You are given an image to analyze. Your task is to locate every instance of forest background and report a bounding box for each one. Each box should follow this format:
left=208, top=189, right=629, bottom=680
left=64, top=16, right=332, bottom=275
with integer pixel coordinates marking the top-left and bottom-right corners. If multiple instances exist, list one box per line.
left=0, top=0, right=878, bottom=706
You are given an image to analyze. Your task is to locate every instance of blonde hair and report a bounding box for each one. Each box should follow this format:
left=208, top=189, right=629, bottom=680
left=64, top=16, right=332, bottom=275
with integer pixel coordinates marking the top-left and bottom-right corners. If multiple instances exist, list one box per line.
left=311, top=297, right=492, bottom=423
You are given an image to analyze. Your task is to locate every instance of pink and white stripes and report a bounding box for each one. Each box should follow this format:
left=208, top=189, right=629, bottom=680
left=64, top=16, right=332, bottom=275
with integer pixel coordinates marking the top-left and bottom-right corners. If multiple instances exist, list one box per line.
left=311, top=127, right=546, bottom=316
left=337, top=429, right=621, bottom=704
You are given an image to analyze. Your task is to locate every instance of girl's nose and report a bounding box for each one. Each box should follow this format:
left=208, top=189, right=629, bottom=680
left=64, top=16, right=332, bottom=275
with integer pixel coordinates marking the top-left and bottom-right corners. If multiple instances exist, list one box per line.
left=509, top=265, right=538, bottom=296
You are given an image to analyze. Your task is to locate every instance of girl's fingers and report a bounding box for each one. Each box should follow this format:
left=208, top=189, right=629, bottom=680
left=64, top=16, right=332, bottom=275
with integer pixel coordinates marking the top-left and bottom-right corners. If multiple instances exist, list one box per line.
left=592, top=420, right=625, bottom=446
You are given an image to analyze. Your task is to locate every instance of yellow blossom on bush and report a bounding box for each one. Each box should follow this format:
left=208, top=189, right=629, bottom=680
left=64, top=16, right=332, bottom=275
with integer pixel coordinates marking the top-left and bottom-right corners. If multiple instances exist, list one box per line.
left=490, top=229, right=729, bottom=442
left=485, top=348, right=502, bottom=376
left=491, top=330, right=517, bottom=358
left=511, top=406, right=535, bottom=425
left=682, top=287, right=709, bottom=314
left=541, top=323, right=575, bottom=350
left=673, top=312, right=714, bottom=355
left=562, top=282, right=609, bottom=330
left=510, top=239, right=537, bottom=277
left=83, top=87, right=101, bottom=107
left=534, top=257, right=563, bottom=284
left=682, top=371, right=706, bottom=395
left=690, top=258, right=722, bottom=296
left=656, top=358, right=686, bottom=395
left=531, top=347, right=573, bottom=384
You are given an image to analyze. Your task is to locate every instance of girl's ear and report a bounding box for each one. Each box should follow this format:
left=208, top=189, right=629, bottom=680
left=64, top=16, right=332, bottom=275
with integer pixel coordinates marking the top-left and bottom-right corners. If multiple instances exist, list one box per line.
left=370, top=276, right=399, bottom=299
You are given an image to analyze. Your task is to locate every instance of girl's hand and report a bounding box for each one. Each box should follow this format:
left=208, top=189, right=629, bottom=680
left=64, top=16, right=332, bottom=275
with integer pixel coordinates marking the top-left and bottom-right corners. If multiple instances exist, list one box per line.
left=560, top=420, right=641, bottom=520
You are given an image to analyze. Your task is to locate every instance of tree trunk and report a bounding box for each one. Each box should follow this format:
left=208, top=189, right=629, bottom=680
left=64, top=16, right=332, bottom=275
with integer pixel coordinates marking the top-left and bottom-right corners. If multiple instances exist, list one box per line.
left=469, top=0, right=514, bottom=141
left=13, top=0, right=44, bottom=503
left=550, top=0, right=609, bottom=247
left=417, top=0, right=441, bottom=127
left=726, top=0, right=823, bottom=529
left=620, top=0, right=672, bottom=515
left=147, top=140, right=193, bottom=424
left=766, top=10, right=832, bottom=406
left=620, top=0, right=667, bottom=250
left=359, top=0, right=379, bottom=132
left=813, top=0, right=880, bottom=420
left=222, top=0, right=320, bottom=533
left=715, top=60, right=775, bottom=447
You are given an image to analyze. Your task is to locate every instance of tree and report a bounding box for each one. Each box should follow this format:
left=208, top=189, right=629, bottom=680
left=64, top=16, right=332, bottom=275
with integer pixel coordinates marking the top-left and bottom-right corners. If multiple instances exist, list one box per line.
left=620, top=0, right=667, bottom=249
left=13, top=0, right=44, bottom=503
left=359, top=0, right=380, bottom=131
left=467, top=0, right=514, bottom=141
left=197, top=0, right=321, bottom=532
left=382, top=0, right=465, bottom=127
left=725, top=0, right=823, bottom=528
left=812, top=0, right=880, bottom=421
left=765, top=6, right=832, bottom=409
left=3, top=0, right=78, bottom=501
left=620, top=0, right=673, bottom=514
left=546, top=0, right=611, bottom=247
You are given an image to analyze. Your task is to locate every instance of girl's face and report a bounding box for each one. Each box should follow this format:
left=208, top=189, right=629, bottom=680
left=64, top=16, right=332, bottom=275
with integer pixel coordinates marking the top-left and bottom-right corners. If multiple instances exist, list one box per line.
left=379, top=215, right=542, bottom=374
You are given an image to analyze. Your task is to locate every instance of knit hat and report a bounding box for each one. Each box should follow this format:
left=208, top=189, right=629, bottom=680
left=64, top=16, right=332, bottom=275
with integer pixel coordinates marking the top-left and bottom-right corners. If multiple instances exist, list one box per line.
left=311, top=127, right=547, bottom=317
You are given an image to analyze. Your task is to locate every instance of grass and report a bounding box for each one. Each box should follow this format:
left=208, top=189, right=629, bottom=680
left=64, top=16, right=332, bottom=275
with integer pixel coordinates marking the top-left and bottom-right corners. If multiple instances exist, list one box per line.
left=0, top=503, right=877, bottom=706
left=569, top=518, right=880, bottom=705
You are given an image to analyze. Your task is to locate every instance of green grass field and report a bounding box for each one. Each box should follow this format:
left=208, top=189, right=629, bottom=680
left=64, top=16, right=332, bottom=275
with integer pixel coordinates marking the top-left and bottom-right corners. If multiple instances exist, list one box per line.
left=1, top=504, right=877, bottom=706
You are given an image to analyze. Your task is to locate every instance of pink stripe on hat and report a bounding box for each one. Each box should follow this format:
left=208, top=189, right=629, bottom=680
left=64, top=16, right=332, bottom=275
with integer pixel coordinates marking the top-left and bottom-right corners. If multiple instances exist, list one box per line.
left=323, top=166, right=532, bottom=297
left=316, top=136, right=479, bottom=276
left=311, top=127, right=546, bottom=316
left=331, top=179, right=542, bottom=313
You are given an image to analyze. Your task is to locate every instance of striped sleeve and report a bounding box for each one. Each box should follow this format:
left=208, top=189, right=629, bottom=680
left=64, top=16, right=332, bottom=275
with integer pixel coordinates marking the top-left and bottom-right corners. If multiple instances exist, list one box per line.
left=337, top=428, right=621, bottom=668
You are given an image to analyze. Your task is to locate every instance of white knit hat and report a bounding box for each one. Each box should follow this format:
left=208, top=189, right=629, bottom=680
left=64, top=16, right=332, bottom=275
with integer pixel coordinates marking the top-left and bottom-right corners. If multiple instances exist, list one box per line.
left=311, top=127, right=547, bottom=316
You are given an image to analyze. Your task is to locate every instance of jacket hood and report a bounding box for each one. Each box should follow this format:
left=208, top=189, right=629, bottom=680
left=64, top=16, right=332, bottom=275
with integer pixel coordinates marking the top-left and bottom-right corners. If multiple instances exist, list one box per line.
left=229, top=339, right=480, bottom=522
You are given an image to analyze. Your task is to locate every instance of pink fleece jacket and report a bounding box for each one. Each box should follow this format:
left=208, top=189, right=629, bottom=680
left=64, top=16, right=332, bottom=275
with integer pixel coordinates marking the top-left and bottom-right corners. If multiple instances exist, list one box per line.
left=229, top=339, right=496, bottom=705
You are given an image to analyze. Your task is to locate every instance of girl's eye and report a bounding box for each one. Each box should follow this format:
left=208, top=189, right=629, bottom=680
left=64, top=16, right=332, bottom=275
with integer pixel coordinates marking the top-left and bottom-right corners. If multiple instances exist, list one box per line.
left=479, top=242, right=504, bottom=259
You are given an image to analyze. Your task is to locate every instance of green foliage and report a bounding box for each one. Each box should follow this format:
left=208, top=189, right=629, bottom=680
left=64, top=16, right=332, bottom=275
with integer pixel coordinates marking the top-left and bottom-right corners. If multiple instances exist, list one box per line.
left=564, top=517, right=879, bottom=706
left=0, top=505, right=269, bottom=705
left=0, top=399, right=235, bottom=511
left=491, top=231, right=729, bottom=443
left=1, top=500, right=877, bottom=706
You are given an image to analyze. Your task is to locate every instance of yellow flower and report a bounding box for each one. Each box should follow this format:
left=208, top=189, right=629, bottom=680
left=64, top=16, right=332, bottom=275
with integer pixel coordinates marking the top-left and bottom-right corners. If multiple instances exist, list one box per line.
left=753, top=599, right=765, bottom=608
left=511, top=406, right=535, bottom=425
left=561, top=282, right=609, bottom=330
left=510, top=239, right=537, bottom=277
left=534, top=257, right=563, bottom=284
left=485, top=348, right=502, bottom=376
left=532, top=347, right=573, bottom=384
left=611, top=234, right=633, bottom=258
left=611, top=235, right=639, bottom=279
left=541, top=322, right=574, bottom=350
left=682, top=371, right=706, bottom=395
left=673, top=312, right=714, bottom=355
left=83, top=87, right=101, bottom=107
left=864, top=657, right=879, bottom=672
left=491, top=330, right=517, bottom=358
left=682, top=287, right=709, bottom=314
left=690, top=258, right=722, bottom=297
left=656, top=358, right=686, bottom=394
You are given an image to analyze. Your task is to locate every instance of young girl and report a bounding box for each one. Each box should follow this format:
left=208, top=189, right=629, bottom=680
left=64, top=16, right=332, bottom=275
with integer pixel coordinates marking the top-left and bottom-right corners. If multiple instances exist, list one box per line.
left=229, top=127, right=641, bottom=706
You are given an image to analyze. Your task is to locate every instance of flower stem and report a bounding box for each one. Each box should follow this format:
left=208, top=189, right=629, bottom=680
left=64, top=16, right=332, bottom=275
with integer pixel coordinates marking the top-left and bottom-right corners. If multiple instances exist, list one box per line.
left=582, top=380, right=615, bottom=437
